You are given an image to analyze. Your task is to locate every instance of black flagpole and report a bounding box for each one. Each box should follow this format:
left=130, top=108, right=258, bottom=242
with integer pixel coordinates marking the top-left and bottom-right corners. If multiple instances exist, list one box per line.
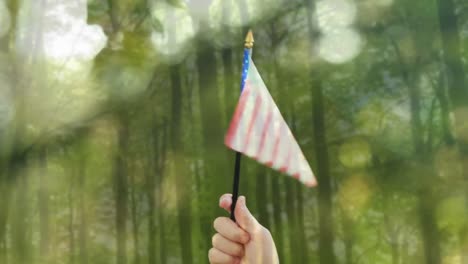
left=230, top=30, right=254, bottom=222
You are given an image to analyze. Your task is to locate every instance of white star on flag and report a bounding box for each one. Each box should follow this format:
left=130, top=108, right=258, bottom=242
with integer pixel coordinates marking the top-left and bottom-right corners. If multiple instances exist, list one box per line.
left=225, top=57, right=317, bottom=187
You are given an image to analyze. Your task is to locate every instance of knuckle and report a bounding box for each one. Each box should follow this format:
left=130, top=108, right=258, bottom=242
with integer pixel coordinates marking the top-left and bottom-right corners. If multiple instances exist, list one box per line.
left=235, top=231, right=246, bottom=243
left=213, top=217, right=222, bottom=230
left=211, top=233, right=219, bottom=247
left=234, top=244, right=244, bottom=256
left=208, top=248, right=215, bottom=262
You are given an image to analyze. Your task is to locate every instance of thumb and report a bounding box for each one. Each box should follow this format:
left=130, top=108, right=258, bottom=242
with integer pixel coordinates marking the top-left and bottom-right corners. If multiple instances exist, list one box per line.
left=234, top=196, right=260, bottom=234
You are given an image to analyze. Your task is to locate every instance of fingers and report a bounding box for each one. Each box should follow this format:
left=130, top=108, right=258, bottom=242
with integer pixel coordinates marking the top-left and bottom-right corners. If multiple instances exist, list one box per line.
left=234, top=196, right=260, bottom=234
left=212, top=233, right=244, bottom=257
left=208, top=248, right=240, bottom=264
left=218, top=194, right=261, bottom=235
left=219, top=193, right=232, bottom=212
left=213, top=217, right=250, bottom=244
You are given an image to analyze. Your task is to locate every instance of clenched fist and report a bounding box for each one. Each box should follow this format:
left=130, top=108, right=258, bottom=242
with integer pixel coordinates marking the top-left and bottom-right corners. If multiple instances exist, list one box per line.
left=209, top=194, right=279, bottom=264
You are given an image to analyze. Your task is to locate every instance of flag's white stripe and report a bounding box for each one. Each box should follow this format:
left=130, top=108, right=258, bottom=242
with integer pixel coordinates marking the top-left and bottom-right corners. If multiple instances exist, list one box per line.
left=271, top=122, right=288, bottom=170
left=231, top=86, right=256, bottom=152
left=258, top=108, right=276, bottom=164
left=287, top=139, right=300, bottom=177
left=245, top=95, right=267, bottom=158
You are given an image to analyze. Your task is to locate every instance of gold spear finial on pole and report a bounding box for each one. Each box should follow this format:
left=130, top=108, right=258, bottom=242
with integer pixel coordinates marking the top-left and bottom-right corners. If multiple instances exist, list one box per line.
left=245, top=30, right=254, bottom=49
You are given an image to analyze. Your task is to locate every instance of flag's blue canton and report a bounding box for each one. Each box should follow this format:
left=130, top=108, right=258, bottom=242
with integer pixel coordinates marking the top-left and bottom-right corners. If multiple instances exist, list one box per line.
left=240, top=48, right=251, bottom=92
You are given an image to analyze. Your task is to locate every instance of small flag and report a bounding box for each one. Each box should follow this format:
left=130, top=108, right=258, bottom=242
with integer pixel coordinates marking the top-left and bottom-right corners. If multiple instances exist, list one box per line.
left=225, top=57, right=317, bottom=187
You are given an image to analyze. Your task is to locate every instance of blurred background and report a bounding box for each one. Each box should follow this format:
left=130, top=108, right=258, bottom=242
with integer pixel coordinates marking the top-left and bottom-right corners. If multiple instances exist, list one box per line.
left=1, top=0, right=468, bottom=263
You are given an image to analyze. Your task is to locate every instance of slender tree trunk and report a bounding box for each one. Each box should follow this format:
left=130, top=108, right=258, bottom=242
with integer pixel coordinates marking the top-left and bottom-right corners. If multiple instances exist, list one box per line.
left=68, top=163, right=75, bottom=264
left=129, top=171, right=140, bottom=264
left=256, top=168, right=271, bottom=230
left=284, top=178, right=298, bottom=263
left=304, top=0, right=336, bottom=262
left=270, top=175, right=285, bottom=264
left=418, top=190, right=441, bottom=264
left=157, top=185, right=167, bottom=264
left=0, top=163, right=10, bottom=264
left=221, top=0, right=236, bottom=122
left=196, top=30, right=227, bottom=252
left=407, top=69, right=441, bottom=264
left=147, top=132, right=157, bottom=264
left=11, top=157, right=30, bottom=264
left=436, top=0, right=468, bottom=109
left=114, top=117, right=129, bottom=264
left=146, top=163, right=156, bottom=264
left=295, top=182, right=309, bottom=263
left=78, top=155, right=88, bottom=264
left=436, top=2, right=468, bottom=262
left=170, top=63, right=193, bottom=264
left=38, top=148, right=49, bottom=263
left=311, top=74, right=335, bottom=264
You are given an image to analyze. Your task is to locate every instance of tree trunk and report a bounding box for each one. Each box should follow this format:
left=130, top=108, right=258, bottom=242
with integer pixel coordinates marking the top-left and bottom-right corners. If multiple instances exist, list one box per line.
left=10, top=157, right=30, bottom=264
left=304, top=0, right=336, bottom=262
left=129, top=171, right=140, bottom=264
left=436, top=3, right=468, bottom=263
left=296, top=182, right=309, bottom=263
left=146, top=160, right=156, bottom=264
left=311, top=75, right=335, bottom=264
left=270, top=175, right=285, bottom=264
left=256, top=168, right=271, bottom=230
left=78, top=155, right=88, bottom=264
left=170, top=63, right=193, bottom=264
left=147, top=132, right=157, bottom=264
left=436, top=0, right=468, bottom=109
left=38, top=148, right=49, bottom=263
left=196, top=31, right=227, bottom=252
left=114, top=117, right=129, bottom=264
left=68, top=163, right=75, bottom=264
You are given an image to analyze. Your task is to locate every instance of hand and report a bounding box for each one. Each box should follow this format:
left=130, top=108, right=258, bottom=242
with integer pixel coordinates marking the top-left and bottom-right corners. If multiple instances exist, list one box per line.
left=209, top=194, right=279, bottom=264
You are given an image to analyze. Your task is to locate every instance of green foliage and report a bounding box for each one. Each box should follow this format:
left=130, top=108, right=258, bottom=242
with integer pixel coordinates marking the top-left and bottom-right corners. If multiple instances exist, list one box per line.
left=1, top=0, right=468, bottom=263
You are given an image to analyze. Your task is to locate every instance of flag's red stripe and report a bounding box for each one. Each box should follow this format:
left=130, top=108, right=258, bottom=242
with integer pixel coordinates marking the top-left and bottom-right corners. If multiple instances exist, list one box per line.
left=243, top=94, right=262, bottom=152
left=256, top=108, right=273, bottom=158
left=279, top=146, right=292, bottom=173
left=293, top=172, right=300, bottom=180
left=268, top=121, right=284, bottom=166
left=225, top=86, right=251, bottom=147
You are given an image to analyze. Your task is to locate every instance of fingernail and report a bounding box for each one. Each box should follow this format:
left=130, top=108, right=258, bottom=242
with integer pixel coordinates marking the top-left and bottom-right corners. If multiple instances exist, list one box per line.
left=240, top=196, right=246, bottom=209
left=219, top=196, right=229, bottom=205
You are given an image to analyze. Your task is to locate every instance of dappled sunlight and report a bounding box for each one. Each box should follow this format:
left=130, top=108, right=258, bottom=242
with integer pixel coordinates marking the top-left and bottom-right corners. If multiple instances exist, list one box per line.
left=207, top=0, right=281, bottom=34
left=318, top=27, right=363, bottom=64
left=436, top=195, right=467, bottom=233
left=443, top=253, right=461, bottom=264
left=8, top=0, right=108, bottom=145
left=16, top=0, right=107, bottom=64
left=338, top=138, right=372, bottom=169
left=316, top=0, right=357, bottom=31
left=1, top=0, right=468, bottom=263
left=315, top=0, right=363, bottom=64
left=338, top=174, right=373, bottom=219
left=0, top=0, right=10, bottom=38
left=151, top=2, right=197, bottom=63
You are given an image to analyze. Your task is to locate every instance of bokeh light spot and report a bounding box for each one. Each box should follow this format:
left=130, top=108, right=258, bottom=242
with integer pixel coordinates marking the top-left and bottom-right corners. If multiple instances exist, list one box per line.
left=151, top=3, right=197, bottom=63
left=316, top=0, right=357, bottom=31
left=318, top=28, right=363, bottom=64
left=338, top=138, right=372, bottom=169
left=338, top=174, right=372, bottom=219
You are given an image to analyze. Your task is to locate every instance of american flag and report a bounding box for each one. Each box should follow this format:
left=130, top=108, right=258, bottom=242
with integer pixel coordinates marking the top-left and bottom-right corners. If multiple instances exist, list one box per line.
left=225, top=57, right=317, bottom=187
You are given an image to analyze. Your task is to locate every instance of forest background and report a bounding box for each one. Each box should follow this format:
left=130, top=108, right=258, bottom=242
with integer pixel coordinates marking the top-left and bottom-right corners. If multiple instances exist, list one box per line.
left=1, top=0, right=468, bottom=263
